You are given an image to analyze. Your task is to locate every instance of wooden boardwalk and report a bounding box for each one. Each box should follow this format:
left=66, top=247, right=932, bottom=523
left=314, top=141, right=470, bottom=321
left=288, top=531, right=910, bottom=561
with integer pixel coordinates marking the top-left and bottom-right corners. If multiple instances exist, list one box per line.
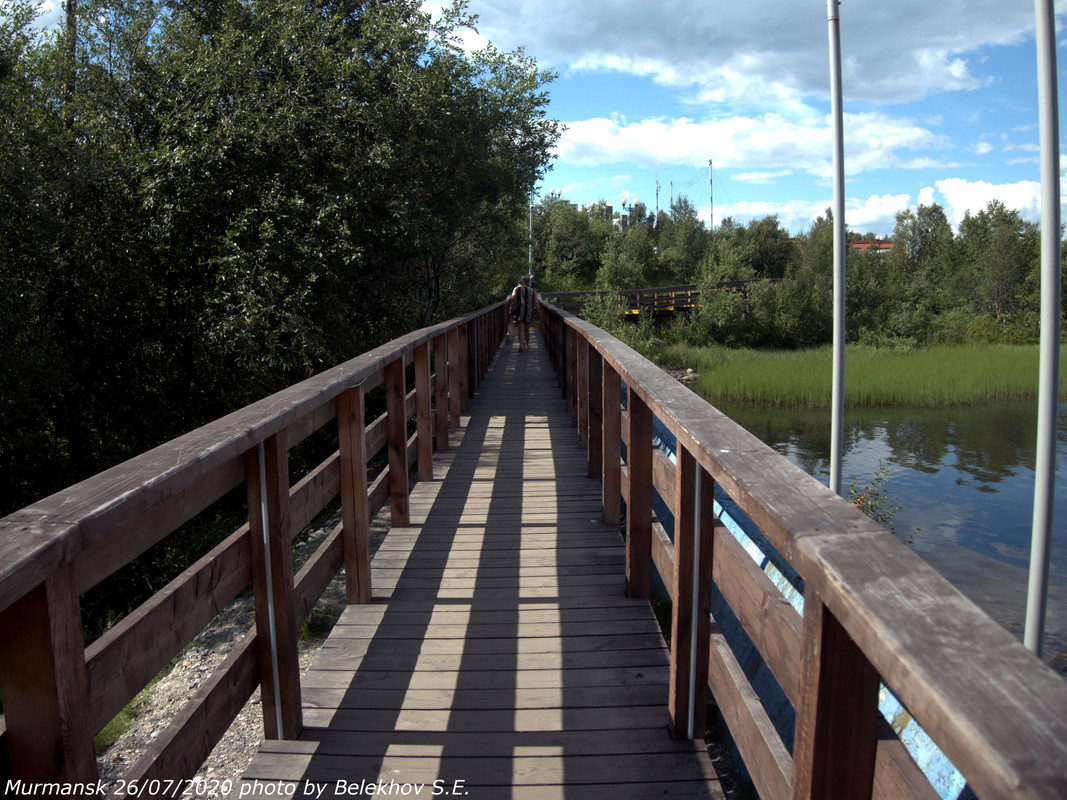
left=238, top=336, right=724, bottom=799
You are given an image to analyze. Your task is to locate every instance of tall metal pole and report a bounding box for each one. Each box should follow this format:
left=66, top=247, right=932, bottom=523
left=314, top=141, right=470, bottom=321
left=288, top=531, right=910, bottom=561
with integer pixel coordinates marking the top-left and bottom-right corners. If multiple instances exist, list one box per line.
left=708, top=160, right=714, bottom=229
left=1024, top=0, right=1061, bottom=657
left=827, top=0, right=846, bottom=496
left=528, top=193, right=534, bottom=279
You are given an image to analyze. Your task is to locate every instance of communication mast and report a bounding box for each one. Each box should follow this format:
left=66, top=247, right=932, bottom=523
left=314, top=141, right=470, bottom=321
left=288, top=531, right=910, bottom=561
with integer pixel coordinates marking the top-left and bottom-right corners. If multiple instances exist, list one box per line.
left=708, top=159, right=714, bottom=228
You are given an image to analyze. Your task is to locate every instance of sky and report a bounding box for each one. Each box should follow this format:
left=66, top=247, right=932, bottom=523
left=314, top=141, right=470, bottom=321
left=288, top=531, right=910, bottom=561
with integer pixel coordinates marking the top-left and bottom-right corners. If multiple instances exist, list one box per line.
left=422, top=0, right=1067, bottom=237
left=26, top=0, right=1067, bottom=237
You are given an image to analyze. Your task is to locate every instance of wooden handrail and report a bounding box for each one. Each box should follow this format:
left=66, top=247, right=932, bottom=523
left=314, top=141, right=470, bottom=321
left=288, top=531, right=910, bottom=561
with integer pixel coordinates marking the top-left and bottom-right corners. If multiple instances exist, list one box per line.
left=0, top=302, right=509, bottom=791
left=540, top=301, right=1067, bottom=800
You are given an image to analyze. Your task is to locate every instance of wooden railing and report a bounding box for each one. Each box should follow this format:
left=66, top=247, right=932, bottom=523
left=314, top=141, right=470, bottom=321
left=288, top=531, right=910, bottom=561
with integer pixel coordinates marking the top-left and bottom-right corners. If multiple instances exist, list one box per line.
left=540, top=280, right=759, bottom=316
left=0, top=303, right=509, bottom=794
left=539, top=302, right=1067, bottom=800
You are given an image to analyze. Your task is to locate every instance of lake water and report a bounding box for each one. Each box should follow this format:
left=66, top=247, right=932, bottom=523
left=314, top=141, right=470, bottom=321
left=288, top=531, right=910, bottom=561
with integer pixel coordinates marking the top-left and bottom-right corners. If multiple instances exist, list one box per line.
left=712, top=399, right=1067, bottom=667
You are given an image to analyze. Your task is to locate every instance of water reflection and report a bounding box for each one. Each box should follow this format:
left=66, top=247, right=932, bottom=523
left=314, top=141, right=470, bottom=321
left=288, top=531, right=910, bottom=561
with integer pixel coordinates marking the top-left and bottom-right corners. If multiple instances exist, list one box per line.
left=714, top=399, right=1067, bottom=665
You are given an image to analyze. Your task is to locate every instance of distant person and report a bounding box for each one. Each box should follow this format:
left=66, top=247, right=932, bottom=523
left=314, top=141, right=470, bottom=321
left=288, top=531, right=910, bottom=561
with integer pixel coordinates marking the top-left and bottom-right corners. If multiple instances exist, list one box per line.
left=508, top=275, right=538, bottom=352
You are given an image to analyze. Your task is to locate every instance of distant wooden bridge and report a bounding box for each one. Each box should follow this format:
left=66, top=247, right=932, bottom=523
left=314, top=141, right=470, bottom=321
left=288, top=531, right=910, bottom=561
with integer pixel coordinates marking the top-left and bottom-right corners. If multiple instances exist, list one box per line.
left=542, top=283, right=700, bottom=317
left=1, top=300, right=1065, bottom=799
left=539, top=280, right=773, bottom=318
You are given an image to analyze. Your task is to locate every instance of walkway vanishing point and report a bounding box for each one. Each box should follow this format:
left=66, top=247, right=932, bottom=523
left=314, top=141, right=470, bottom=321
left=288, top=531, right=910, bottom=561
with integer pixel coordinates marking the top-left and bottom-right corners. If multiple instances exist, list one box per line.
left=237, top=336, right=722, bottom=798
left=2, top=300, right=1067, bottom=800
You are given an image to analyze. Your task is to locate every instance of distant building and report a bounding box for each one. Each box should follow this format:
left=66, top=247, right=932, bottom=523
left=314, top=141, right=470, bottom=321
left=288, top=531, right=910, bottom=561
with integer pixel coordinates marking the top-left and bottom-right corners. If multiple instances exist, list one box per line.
left=783, top=237, right=894, bottom=255
left=851, top=239, right=893, bottom=254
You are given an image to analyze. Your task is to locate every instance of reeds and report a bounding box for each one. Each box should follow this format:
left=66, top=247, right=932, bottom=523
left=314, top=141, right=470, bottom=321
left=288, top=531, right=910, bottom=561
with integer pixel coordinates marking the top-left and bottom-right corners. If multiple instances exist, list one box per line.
left=656, top=344, right=1064, bottom=408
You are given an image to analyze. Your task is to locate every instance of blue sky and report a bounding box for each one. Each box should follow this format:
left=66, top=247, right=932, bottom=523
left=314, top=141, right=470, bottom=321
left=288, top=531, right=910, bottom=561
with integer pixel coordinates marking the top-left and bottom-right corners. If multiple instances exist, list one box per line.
left=425, top=0, right=1067, bottom=236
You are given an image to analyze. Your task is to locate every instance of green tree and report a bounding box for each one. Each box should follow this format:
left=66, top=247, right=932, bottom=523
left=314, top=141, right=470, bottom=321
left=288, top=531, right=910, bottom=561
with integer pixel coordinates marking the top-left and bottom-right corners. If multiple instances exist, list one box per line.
left=957, top=200, right=1039, bottom=335
left=535, top=197, right=609, bottom=290
left=597, top=222, right=655, bottom=290
left=657, top=196, right=708, bottom=282
left=0, top=0, right=559, bottom=515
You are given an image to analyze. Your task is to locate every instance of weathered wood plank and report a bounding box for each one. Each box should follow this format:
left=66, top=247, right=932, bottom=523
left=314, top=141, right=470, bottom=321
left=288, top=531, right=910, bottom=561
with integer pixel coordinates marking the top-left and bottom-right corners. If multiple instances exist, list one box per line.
left=242, top=751, right=719, bottom=785
left=0, top=565, right=96, bottom=788
left=791, top=587, right=880, bottom=800
left=602, top=362, right=622, bottom=526
left=712, top=522, right=803, bottom=707
left=587, top=343, right=603, bottom=479
left=625, top=388, right=653, bottom=599
left=415, top=341, right=434, bottom=481
left=338, top=386, right=371, bottom=604
left=385, top=357, right=410, bottom=527
left=246, top=432, right=302, bottom=740
left=577, top=334, right=589, bottom=449
left=433, top=333, right=450, bottom=451
left=707, top=629, right=792, bottom=800
left=669, top=449, right=714, bottom=740
left=85, top=525, right=252, bottom=733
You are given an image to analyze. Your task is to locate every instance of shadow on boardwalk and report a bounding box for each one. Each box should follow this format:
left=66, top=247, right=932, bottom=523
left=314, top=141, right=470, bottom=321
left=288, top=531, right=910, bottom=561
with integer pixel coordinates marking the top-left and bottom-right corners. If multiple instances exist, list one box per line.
left=237, top=337, right=725, bottom=799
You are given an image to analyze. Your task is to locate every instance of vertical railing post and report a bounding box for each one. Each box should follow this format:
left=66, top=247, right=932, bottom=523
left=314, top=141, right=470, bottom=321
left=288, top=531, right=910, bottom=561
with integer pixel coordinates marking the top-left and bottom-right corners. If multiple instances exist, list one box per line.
left=415, top=341, right=434, bottom=481
left=0, top=564, right=96, bottom=787
left=246, top=431, right=302, bottom=740
left=481, top=313, right=490, bottom=378
left=602, top=363, right=622, bottom=526
left=625, top=388, right=652, bottom=598
left=385, top=356, right=410, bottom=527
left=566, top=330, right=578, bottom=421
left=577, top=336, right=589, bottom=449
left=559, top=321, right=569, bottom=398
left=791, top=587, right=880, bottom=799
left=433, top=332, right=450, bottom=451
left=447, top=327, right=461, bottom=427
left=338, top=385, right=371, bottom=605
left=465, top=320, right=477, bottom=399
left=587, top=343, right=603, bottom=480
left=669, top=447, right=714, bottom=739
left=458, top=324, right=470, bottom=411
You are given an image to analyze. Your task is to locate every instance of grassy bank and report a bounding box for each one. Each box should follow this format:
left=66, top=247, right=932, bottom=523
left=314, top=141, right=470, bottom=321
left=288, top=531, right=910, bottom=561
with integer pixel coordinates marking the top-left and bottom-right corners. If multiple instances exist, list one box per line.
left=654, top=343, right=1064, bottom=408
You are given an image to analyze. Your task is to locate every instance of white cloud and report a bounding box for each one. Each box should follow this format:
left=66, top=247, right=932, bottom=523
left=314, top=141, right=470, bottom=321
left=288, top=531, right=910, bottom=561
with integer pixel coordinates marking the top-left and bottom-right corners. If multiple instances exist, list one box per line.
left=465, top=0, right=1053, bottom=105
left=554, top=110, right=951, bottom=180
left=716, top=193, right=911, bottom=235
left=931, top=177, right=1043, bottom=228
left=846, top=194, right=913, bottom=233
left=735, top=170, right=794, bottom=185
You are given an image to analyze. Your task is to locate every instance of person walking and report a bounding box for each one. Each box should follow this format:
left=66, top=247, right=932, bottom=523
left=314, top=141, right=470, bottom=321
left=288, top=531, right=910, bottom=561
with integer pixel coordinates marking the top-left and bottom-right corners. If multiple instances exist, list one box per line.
left=508, top=275, right=538, bottom=352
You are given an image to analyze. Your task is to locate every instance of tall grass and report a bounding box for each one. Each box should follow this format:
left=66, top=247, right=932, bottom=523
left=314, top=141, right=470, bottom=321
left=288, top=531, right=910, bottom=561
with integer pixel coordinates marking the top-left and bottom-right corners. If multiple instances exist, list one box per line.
left=655, top=343, right=1063, bottom=408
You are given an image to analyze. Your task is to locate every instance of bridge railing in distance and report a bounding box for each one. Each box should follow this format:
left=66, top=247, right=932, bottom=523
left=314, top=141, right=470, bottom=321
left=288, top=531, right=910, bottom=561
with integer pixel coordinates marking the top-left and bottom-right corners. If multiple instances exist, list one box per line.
left=541, top=283, right=701, bottom=315
left=540, top=281, right=766, bottom=316
left=0, top=302, right=509, bottom=793
left=539, top=301, right=1067, bottom=800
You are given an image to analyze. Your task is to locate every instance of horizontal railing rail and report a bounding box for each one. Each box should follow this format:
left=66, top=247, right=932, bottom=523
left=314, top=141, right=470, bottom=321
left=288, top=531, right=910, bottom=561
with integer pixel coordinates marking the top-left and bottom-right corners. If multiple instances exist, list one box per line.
left=0, top=303, right=509, bottom=794
left=539, top=301, right=1067, bottom=800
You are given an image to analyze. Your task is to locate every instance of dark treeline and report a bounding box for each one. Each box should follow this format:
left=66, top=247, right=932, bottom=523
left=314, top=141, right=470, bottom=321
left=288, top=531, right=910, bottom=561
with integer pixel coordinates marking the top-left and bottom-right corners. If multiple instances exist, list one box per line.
left=532, top=194, right=1064, bottom=351
left=0, top=0, right=559, bottom=516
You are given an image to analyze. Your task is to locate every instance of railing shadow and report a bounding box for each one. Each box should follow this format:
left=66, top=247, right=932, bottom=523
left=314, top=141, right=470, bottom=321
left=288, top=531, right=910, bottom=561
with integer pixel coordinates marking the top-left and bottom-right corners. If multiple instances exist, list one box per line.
left=267, top=340, right=716, bottom=797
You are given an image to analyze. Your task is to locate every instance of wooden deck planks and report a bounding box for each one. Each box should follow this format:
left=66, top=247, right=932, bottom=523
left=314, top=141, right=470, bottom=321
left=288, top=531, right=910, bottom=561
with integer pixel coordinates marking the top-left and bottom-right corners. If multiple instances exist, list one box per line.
left=238, top=338, right=723, bottom=799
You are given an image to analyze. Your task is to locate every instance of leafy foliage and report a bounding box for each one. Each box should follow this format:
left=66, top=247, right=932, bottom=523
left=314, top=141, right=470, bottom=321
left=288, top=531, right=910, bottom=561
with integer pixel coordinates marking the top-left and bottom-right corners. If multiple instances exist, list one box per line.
left=0, top=0, right=559, bottom=515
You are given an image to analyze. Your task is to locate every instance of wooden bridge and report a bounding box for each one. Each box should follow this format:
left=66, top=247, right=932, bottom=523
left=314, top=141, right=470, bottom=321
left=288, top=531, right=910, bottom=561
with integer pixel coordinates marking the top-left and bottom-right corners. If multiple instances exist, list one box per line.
left=540, top=283, right=702, bottom=317
left=1, top=300, right=1066, bottom=799
left=539, top=281, right=765, bottom=318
